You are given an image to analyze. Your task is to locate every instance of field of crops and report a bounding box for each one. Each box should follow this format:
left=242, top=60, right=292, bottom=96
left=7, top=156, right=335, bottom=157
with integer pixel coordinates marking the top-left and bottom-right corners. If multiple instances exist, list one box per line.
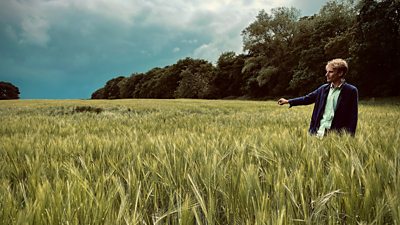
left=0, top=99, right=399, bottom=224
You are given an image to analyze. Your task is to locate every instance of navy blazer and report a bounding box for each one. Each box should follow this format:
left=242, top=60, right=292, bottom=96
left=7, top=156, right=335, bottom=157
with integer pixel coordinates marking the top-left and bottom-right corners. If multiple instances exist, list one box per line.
left=289, top=83, right=358, bottom=136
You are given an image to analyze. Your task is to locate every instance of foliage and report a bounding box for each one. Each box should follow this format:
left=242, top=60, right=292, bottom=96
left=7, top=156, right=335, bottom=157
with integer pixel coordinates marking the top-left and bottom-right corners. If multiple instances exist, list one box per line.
left=0, top=81, right=20, bottom=100
left=213, top=52, right=246, bottom=98
left=1, top=99, right=399, bottom=224
left=350, top=0, right=400, bottom=96
left=241, top=7, right=300, bottom=97
left=91, top=87, right=105, bottom=99
left=290, top=1, right=356, bottom=95
left=92, top=0, right=400, bottom=99
left=174, top=59, right=215, bottom=99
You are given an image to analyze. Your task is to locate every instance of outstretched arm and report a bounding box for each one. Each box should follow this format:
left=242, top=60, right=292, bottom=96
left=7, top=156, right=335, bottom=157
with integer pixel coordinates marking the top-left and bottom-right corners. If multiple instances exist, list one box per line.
left=286, top=85, right=326, bottom=107
left=278, top=86, right=322, bottom=107
left=278, top=98, right=289, bottom=105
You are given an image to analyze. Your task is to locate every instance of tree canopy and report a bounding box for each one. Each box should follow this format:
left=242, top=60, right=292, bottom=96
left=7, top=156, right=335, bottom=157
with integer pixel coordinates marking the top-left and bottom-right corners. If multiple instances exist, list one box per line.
left=92, top=0, right=400, bottom=100
left=0, top=82, right=20, bottom=100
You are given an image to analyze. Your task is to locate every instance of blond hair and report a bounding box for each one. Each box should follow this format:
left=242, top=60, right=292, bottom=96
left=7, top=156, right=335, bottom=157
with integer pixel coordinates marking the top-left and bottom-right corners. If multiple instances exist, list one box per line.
left=327, top=58, right=348, bottom=77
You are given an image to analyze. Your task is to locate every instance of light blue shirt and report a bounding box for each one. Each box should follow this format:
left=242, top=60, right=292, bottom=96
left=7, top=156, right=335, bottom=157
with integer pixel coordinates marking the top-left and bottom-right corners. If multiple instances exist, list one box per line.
left=317, top=82, right=343, bottom=137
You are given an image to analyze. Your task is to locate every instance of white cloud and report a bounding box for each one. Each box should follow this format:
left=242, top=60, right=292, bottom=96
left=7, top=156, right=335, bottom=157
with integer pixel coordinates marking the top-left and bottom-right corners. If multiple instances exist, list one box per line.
left=1, top=0, right=327, bottom=49
left=66, top=0, right=140, bottom=25
left=182, top=39, right=198, bottom=44
left=193, top=44, right=217, bottom=62
left=20, top=16, right=50, bottom=46
left=192, top=34, right=242, bottom=63
left=172, top=47, right=180, bottom=53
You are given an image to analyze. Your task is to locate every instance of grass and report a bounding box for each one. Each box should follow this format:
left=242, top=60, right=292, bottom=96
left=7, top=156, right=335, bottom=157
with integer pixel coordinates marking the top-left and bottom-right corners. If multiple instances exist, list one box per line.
left=0, top=98, right=399, bottom=224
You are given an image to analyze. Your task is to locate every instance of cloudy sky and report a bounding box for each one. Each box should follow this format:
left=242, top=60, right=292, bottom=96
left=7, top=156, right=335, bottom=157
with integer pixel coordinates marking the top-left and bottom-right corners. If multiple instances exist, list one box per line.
left=0, top=0, right=329, bottom=99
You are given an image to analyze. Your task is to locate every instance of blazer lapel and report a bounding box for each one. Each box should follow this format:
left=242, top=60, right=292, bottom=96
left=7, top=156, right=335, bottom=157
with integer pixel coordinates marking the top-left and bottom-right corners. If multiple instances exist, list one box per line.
left=318, top=84, right=330, bottom=118
left=321, top=84, right=330, bottom=106
left=336, top=83, right=346, bottom=112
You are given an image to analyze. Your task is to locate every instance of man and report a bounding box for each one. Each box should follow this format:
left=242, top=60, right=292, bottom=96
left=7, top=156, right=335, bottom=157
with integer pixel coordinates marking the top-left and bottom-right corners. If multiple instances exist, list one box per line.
left=278, top=58, right=358, bottom=137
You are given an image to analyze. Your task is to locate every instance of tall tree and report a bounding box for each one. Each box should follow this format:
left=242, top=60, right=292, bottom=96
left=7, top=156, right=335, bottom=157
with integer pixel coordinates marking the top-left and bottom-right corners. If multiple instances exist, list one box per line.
left=290, top=1, right=355, bottom=95
left=214, top=52, right=246, bottom=98
left=351, top=0, right=400, bottom=96
left=174, top=58, right=216, bottom=99
left=103, top=76, right=125, bottom=99
left=147, top=67, right=180, bottom=99
left=242, top=7, right=300, bottom=97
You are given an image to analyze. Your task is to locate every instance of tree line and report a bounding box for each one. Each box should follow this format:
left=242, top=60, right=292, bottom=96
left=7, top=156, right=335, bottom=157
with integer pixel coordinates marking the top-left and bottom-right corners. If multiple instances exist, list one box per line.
left=92, top=0, right=400, bottom=100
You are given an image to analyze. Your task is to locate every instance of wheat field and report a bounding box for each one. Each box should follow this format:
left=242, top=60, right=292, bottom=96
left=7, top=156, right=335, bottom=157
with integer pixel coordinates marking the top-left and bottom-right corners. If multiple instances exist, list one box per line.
left=0, top=99, right=399, bottom=224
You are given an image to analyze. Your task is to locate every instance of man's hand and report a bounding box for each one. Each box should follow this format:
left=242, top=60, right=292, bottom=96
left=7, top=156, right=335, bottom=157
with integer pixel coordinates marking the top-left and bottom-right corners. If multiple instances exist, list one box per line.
left=278, top=98, right=289, bottom=105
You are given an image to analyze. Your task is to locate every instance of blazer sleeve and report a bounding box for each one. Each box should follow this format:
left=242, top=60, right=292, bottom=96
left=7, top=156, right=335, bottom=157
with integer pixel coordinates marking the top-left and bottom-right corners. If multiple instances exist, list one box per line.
left=288, top=85, right=323, bottom=107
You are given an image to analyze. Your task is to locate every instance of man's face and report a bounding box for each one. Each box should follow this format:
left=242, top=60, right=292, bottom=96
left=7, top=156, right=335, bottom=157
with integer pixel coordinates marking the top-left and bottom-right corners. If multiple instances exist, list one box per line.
left=325, top=65, right=342, bottom=83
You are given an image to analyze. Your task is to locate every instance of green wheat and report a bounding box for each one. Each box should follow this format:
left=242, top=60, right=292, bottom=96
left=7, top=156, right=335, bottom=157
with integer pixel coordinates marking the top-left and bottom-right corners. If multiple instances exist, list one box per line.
left=0, top=99, right=399, bottom=224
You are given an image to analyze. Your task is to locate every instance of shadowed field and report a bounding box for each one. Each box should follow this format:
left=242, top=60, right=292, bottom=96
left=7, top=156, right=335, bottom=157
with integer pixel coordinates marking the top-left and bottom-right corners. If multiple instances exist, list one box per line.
left=1, top=99, right=399, bottom=224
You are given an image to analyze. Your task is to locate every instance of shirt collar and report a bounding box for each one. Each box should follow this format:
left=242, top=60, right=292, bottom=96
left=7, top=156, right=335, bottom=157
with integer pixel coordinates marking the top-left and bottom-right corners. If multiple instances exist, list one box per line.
left=330, top=79, right=345, bottom=89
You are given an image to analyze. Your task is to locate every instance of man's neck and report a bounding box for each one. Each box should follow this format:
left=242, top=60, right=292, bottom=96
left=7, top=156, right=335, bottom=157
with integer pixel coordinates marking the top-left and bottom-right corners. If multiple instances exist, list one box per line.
left=331, top=79, right=345, bottom=88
